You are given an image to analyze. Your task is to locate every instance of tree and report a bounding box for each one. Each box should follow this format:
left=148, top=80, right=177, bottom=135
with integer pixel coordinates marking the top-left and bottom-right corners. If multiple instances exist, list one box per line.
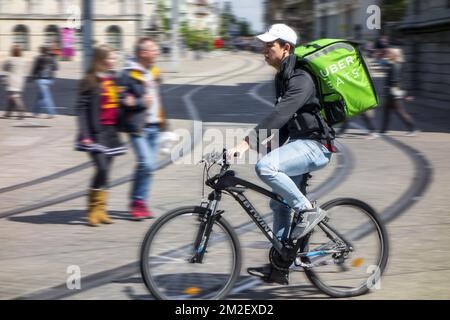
left=238, top=20, right=252, bottom=37
left=219, top=1, right=236, bottom=39
left=179, top=21, right=214, bottom=51
left=157, top=0, right=170, bottom=32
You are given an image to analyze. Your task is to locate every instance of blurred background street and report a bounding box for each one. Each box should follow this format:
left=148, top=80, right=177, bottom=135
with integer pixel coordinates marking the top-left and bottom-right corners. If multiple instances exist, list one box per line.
left=0, top=0, right=449, bottom=300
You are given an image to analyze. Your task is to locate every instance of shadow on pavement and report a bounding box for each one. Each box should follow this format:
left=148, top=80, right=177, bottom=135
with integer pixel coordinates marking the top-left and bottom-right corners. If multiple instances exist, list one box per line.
left=229, top=282, right=330, bottom=300
left=8, top=209, right=131, bottom=225
left=11, top=125, right=52, bottom=128
left=113, top=274, right=330, bottom=300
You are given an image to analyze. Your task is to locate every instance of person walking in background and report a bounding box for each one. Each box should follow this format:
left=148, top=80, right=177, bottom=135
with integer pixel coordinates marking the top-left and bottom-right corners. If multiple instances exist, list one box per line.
left=336, top=111, right=379, bottom=139
left=375, top=35, right=389, bottom=66
left=50, top=41, right=62, bottom=60
left=31, top=45, right=58, bottom=118
left=2, top=45, right=27, bottom=120
left=75, top=45, right=127, bottom=227
left=119, top=37, right=166, bottom=220
left=380, top=47, right=417, bottom=136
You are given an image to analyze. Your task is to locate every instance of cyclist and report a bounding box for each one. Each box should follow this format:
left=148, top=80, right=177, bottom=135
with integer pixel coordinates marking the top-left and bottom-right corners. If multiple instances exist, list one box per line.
left=227, top=24, right=335, bottom=285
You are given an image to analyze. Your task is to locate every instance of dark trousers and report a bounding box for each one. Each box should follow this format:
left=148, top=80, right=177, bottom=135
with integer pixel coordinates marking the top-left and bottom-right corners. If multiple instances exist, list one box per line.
left=337, top=113, right=376, bottom=135
left=90, top=152, right=113, bottom=189
left=381, top=98, right=415, bottom=133
left=4, top=93, right=26, bottom=119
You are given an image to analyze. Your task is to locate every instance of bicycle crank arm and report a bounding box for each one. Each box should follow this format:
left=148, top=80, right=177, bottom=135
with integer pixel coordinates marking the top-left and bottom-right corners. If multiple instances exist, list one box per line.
left=296, top=258, right=339, bottom=269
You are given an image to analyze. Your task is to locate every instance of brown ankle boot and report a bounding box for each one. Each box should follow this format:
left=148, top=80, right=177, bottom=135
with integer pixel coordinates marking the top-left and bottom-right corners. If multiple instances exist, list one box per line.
left=97, top=190, right=113, bottom=224
left=87, top=189, right=102, bottom=227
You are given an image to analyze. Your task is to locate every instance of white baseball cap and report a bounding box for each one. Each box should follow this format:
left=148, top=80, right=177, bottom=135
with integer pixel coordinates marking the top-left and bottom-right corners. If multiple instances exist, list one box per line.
left=256, top=24, right=298, bottom=45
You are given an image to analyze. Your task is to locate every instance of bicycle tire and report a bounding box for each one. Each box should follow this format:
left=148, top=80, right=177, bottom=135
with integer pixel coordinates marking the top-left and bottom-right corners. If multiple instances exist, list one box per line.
left=140, top=206, right=242, bottom=300
left=302, top=198, right=389, bottom=298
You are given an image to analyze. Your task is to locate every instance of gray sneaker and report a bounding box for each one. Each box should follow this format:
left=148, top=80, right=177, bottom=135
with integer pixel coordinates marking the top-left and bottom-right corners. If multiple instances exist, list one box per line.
left=291, top=207, right=327, bottom=240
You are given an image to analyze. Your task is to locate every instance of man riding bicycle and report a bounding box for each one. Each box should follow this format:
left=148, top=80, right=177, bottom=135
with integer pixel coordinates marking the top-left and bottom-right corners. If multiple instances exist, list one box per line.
left=227, top=24, right=335, bottom=285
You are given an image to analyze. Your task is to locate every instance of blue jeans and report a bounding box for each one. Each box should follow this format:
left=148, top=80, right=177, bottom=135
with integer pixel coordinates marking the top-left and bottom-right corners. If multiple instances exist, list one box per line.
left=255, top=139, right=332, bottom=240
left=33, top=79, right=56, bottom=116
left=130, top=126, right=160, bottom=202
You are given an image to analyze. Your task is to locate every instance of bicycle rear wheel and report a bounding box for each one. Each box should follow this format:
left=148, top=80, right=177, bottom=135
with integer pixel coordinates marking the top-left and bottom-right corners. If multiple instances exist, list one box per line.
left=301, top=198, right=389, bottom=298
left=140, top=206, right=241, bottom=300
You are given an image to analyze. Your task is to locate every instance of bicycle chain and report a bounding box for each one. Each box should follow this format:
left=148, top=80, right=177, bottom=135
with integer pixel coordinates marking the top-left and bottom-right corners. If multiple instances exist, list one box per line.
left=269, top=246, right=294, bottom=272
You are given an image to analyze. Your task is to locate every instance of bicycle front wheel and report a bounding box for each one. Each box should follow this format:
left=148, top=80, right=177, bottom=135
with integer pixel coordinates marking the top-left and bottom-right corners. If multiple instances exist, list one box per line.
left=140, top=206, right=242, bottom=300
left=302, top=198, right=389, bottom=298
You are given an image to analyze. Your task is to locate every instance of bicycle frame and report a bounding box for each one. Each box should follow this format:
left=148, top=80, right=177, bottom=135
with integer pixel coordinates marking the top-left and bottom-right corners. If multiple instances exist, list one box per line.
left=191, top=150, right=350, bottom=267
left=204, top=170, right=303, bottom=262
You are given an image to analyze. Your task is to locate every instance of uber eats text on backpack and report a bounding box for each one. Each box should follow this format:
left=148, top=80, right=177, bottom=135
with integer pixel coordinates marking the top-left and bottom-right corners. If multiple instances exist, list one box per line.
left=295, top=39, right=379, bottom=126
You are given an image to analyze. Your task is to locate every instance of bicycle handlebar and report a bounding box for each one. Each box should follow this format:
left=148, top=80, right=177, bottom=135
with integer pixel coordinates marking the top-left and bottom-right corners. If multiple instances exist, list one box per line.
left=201, top=148, right=239, bottom=167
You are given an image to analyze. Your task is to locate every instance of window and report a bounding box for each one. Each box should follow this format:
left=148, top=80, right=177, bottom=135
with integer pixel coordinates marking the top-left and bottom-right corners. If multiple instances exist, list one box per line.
left=13, top=25, right=30, bottom=51
left=106, top=25, right=122, bottom=51
left=75, top=29, right=82, bottom=51
left=45, top=25, right=61, bottom=46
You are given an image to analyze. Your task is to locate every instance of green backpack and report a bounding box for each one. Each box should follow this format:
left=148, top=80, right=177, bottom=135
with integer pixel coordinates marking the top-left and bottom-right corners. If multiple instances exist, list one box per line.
left=295, top=39, right=378, bottom=126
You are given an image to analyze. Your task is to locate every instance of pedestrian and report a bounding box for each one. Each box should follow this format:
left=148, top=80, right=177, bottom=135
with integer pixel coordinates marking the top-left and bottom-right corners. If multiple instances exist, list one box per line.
left=118, top=37, right=166, bottom=220
left=2, top=45, right=27, bottom=120
left=75, top=45, right=127, bottom=227
left=30, top=45, right=58, bottom=118
left=50, top=41, right=62, bottom=60
left=336, top=111, right=379, bottom=139
left=380, top=47, right=417, bottom=136
left=375, top=35, right=389, bottom=66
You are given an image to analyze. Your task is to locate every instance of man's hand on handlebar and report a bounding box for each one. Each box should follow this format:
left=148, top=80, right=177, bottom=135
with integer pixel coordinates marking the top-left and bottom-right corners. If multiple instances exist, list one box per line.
left=227, top=140, right=250, bottom=160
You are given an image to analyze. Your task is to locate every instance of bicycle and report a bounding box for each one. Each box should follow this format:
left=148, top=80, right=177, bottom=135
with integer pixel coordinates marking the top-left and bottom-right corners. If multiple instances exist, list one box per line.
left=140, top=149, right=389, bottom=300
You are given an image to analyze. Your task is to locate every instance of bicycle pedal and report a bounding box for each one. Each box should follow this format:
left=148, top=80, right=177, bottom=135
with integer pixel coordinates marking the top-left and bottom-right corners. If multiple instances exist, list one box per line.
left=293, top=261, right=312, bottom=269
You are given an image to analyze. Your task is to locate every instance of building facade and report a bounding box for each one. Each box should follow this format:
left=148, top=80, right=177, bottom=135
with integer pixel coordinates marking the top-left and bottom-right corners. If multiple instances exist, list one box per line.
left=265, top=0, right=381, bottom=43
left=399, top=0, right=450, bottom=109
left=314, top=0, right=381, bottom=40
left=183, top=0, right=220, bottom=36
left=142, top=0, right=220, bottom=43
left=0, top=0, right=144, bottom=57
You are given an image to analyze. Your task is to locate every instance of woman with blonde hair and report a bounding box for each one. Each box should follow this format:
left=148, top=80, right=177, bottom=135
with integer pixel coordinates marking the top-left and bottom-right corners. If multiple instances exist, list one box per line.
left=380, top=47, right=417, bottom=136
left=2, top=45, right=27, bottom=120
left=75, top=45, right=127, bottom=226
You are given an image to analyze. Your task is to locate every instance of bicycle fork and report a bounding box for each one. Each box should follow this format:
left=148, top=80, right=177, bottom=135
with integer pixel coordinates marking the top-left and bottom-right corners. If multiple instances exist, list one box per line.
left=190, top=195, right=222, bottom=264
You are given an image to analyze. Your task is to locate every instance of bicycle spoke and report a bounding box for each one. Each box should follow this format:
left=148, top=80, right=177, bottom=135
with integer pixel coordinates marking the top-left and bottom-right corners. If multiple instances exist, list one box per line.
left=302, top=199, right=388, bottom=297
left=141, top=210, right=240, bottom=300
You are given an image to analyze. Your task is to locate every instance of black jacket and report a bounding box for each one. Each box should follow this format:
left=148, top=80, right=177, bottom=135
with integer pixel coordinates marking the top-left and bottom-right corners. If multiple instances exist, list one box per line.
left=31, top=54, right=58, bottom=80
left=248, top=54, right=334, bottom=151
left=76, top=86, right=103, bottom=141
left=385, top=61, right=401, bottom=88
left=117, top=61, right=166, bottom=135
